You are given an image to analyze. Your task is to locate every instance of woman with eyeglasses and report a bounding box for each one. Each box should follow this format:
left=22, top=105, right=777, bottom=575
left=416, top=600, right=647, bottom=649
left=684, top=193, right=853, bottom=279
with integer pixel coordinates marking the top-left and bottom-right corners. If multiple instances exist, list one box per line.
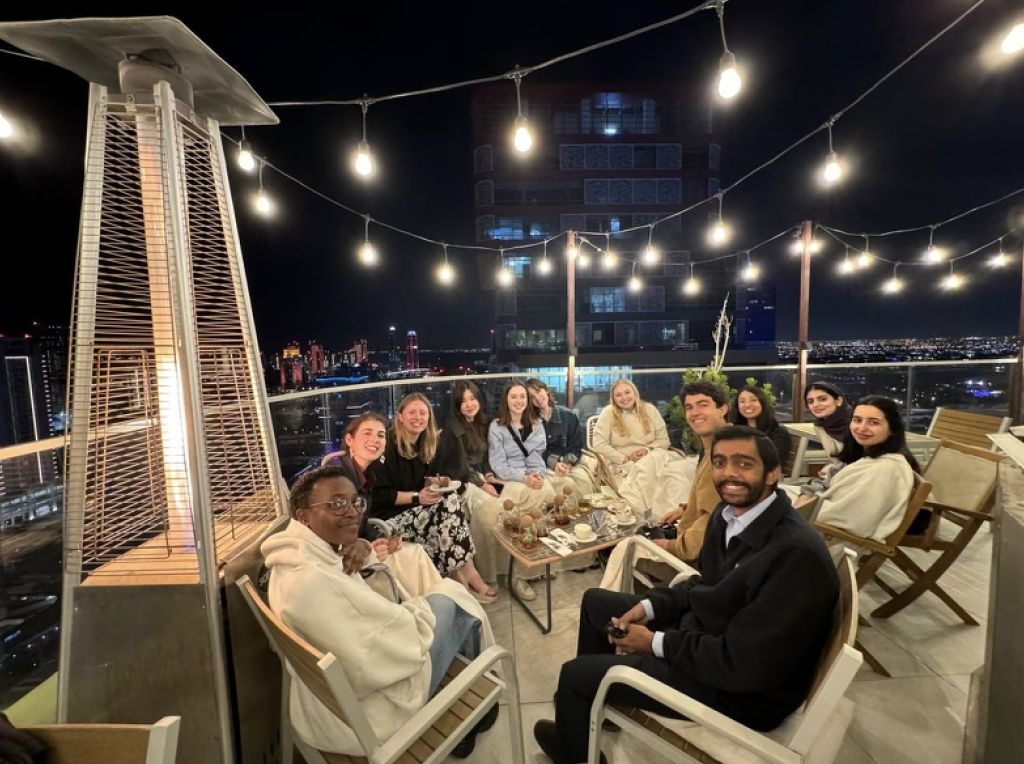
left=371, top=393, right=497, bottom=603
left=263, top=465, right=499, bottom=758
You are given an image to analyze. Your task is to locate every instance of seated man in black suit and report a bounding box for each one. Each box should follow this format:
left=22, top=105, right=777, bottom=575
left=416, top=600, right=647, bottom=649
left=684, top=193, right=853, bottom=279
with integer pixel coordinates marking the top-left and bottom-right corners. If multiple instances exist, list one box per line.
left=534, top=425, right=839, bottom=764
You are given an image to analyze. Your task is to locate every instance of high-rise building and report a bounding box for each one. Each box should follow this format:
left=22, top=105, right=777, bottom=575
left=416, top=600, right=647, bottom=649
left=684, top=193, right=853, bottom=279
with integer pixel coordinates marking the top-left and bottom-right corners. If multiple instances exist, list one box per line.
left=283, top=341, right=301, bottom=359
left=34, top=324, right=68, bottom=435
left=0, top=334, right=61, bottom=492
left=308, top=341, right=326, bottom=376
left=406, top=330, right=419, bottom=370
left=470, top=83, right=774, bottom=367
left=387, top=326, right=400, bottom=370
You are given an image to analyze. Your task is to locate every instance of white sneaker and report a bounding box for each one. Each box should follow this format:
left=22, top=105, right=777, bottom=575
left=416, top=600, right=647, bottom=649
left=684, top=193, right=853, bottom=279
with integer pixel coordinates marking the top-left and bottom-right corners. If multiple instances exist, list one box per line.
left=512, top=578, right=537, bottom=601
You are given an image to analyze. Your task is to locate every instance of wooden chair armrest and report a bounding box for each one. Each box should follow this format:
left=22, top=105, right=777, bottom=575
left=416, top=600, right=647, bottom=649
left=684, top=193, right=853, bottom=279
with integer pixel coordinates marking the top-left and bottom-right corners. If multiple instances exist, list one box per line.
left=925, top=503, right=993, bottom=522
left=814, top=522, right=894, bottom=556
left=594, top=667, right=800, bottom=764
left=22, top=717, right=180, bottom=764
left=375, top=646, right=514, bottom=763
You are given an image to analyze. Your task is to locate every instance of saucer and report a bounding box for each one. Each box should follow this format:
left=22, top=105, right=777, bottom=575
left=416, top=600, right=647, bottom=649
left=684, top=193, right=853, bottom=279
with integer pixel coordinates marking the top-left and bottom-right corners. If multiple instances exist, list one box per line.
left=612, top=513, right=635, bottom=526
left=571, top=532, right=599, bottom=545
left=434, top=480, right=462, bottom=494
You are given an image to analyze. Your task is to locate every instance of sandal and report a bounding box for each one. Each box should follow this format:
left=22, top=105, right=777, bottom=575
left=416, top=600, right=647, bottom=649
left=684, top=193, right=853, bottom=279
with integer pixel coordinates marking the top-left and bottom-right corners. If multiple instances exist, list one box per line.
left=456, top=569, right=498, bottom=604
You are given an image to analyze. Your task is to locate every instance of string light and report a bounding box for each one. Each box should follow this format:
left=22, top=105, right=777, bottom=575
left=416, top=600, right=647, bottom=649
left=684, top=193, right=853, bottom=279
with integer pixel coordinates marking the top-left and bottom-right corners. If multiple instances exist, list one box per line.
left=683, top=263, right=701, bottom=295
left=566, top=242, right=578, bottom=259
left=578, top=247, right=591, bottom=267
left=538, top=241, right=552, bottom=275
left=643, top=225, right=659, bottom=264
left=0, top=110, right=12, bottom=139
left=882, top=262, right=903, bottom=294
left=858, top=235, right=872, bottom=268
left=1002, top=23, right=1024, bottom=54
left=629, top=263, right=642, bottom=292
left=437, top=244, right=454, bottom=284
left=991, top=238, right=1009, bottom=267
left=237, top=126, right=255, bottom=171
left=823, top=121, right=842, bottom=184
left=496, top=248, right=515, bottom=286
left=839, top=246, right=855, bottom=275
left=254, top=161, right=273, bottom=216
left=741, top=252, right=760, bottom=281
left=924, top=226, right=943, bottom=263
left=709, top=195, right=729, bottom=245
left=354, top=99, right=374, bottom=177
left=716, top=2, right=741, bottom=99
left=511, top=69, right=532, bottom=153
left=359, top=216, right=376, bottom=265
left=942, top=263, right=963, bottom=290
left=602, top=233, right=616, bottom=269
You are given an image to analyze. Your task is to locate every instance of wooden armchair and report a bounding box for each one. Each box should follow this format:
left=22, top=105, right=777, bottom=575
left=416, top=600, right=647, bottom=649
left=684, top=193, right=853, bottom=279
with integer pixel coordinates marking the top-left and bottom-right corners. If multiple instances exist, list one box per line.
left=584, top=415, right=621, bottom=495
left=22, top=717, right=180, bottom=764
left=236, top=575, right=525, bottom=764
left=587, top=552, right=862, bottom=764
left=926, top=407, right=1010, bottom=451
left=870, top=440, right=1001, bottom=624
left=815, top=474, right=933, bottom=676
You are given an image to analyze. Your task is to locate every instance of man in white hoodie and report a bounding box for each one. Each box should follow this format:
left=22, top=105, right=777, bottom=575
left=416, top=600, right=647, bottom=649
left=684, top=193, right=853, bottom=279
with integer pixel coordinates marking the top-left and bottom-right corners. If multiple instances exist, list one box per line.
left=262, top=465, right=498, bottom=757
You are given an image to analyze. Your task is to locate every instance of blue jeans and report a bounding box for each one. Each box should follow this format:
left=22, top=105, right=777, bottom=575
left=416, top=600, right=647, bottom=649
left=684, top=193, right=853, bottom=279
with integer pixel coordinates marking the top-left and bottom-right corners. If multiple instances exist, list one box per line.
left=425, top=594, right=482, bottom=695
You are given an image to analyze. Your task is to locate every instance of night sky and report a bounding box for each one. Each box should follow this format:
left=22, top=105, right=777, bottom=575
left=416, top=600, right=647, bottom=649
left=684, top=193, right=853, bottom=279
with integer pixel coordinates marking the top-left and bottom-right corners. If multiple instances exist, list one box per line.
left=1, top=0, right=1023, bottom=353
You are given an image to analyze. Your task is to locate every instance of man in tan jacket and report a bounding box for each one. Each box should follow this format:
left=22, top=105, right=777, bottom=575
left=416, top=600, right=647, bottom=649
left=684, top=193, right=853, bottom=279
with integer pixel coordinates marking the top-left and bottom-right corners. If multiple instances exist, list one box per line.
left=649, top=380, right=729, bottom=564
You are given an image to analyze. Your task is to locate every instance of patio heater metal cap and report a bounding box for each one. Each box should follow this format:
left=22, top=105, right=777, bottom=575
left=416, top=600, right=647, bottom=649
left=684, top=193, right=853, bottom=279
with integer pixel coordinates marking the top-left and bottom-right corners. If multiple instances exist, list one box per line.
left=0, top=16, right=279, bottom=126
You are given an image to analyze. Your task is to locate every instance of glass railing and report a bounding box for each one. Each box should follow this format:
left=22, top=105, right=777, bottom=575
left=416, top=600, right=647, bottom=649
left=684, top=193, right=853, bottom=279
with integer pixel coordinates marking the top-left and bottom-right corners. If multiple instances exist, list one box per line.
left=0, top=356, right=1015, bottom=717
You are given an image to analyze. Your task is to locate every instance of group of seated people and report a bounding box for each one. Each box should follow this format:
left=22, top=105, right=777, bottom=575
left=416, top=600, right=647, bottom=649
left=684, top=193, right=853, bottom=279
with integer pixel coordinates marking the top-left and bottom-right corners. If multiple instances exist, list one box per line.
left=267, top=376, right=924, bottom=763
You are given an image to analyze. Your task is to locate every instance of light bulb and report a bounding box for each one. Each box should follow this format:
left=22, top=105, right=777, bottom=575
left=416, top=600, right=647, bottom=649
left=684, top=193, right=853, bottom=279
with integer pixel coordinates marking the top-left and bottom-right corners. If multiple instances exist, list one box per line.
left=718, top=52, right=741, bottom=99
left=255, top=191, right=273, bottom=216
left=709, top=221, right=728, bottom=245
left=238, top=141, right=255, bottom=172
left=1002, top=23, right=1024, bottom=54
left=684, top=277, right=701, bottom=295
left=0, top=111, right=11, bottom=139
left=809, top=239, right=822, bottom=254
left=538, top=258, right=552, bottom=275
left=883, top=277, right=902, bottom=294
left=360, top=242, right=376, bottom=265
left=790, top=241, right=803, bottom=255
left=602, top=252, right=616, bottom=269
left=629, top=276, right=642, bottom=292
left=925, top=246, right=943, bottom=263
left=643, top=247, right=659, bottom=264
left=498, top=268, right=513, bottom=286
left=992, top=252, right=1008, bottom=267
left=354, top=140, right=373, bottom=176
left=943, top=273, right=963, bottom=290
left=578, top=252, right=590, bottom=267
left=437, top=263, right=454, bottom=284
left=513, top=115, right=532, bottom=153
left=857, top=252, right=871, bottom=269
left=823, top=151, right=842, bottom=183
left=742, top=264, right=760, bottom=281
left=566, top=245, right=577, bottom=259
left=839, top=259, right=854, bottom=275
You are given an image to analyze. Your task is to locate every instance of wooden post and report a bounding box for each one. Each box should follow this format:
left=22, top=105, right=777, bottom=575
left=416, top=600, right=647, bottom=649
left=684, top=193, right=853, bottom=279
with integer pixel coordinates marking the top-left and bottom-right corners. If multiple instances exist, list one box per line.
left=566, top=230, right=577, bottom=409
left=793, top=220, right=813, bottom=422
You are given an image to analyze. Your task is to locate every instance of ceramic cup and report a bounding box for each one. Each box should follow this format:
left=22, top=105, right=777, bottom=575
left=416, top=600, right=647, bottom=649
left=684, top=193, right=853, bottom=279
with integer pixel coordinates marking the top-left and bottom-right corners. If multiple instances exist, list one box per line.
left=574, top=522, right=595, bottom=541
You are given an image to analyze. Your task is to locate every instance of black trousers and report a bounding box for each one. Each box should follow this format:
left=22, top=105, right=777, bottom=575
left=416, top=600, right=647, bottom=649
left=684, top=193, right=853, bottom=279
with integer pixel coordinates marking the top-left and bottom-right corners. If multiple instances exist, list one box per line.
left=554, top=588, right=694, bottom=764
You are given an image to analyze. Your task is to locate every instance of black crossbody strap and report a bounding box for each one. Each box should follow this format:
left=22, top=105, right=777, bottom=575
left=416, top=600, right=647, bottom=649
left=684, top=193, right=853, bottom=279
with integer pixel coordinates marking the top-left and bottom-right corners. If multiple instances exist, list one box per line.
left=506, top=425, right=530, bottom=458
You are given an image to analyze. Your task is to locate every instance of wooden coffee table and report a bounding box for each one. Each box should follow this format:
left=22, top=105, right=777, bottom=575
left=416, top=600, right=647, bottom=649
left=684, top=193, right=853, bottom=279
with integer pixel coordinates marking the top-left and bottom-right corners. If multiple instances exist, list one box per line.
left=490, top=517, right=640, bottom=634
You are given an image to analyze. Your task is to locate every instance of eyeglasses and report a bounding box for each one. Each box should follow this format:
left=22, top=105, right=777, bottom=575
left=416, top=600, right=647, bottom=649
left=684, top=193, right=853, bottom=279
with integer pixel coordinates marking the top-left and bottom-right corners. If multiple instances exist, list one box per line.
left=305, top=496, right=368, bottom=515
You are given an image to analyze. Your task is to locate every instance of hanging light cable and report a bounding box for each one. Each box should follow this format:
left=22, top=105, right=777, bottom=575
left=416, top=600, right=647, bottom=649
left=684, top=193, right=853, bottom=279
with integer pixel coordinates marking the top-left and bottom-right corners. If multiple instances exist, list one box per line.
left=602, top=233, right=616, bottom=269
left=511, top=68, right=532, bottom=153
left=538, top=240, right=552, bottom=274
left=643, top=224, right=659, bottom=264
left=942, top=261, right=963, bottom=290
left=857, top=235, right=872, bottom=269
left=497, top=248, right=514, bottom=286
left=437, top=243, right=455, bottom=284
left=709, top=194, right=729, bottom=245
left=883, top=262, right=903, bottom=294
left=741, top=251, right=759, bottom=281
left=924, top=225, right=943, bottom=263
left=716, top=1, right=741, bottom=99
left=823, top=120, right=842, bottom=184
left=354, top=98, right=374, bottom=177
left=359, top=215, right=376, bottom=265
left=684, top=262, right=701, bottom=295
left=237, top=125, right=255, bottom=172
left=839, top=245, right=854, bottom=274
left=254, top=161, right=273, bottom=216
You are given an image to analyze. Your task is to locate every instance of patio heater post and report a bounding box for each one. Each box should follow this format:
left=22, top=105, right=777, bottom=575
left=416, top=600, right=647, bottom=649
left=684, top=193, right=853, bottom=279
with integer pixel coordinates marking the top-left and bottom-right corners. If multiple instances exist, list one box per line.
left=1012, top=244, right=1024, bottom=424
left=793, top=220, right=814, bottom=422
left=566, top=230, right=577, bottom=409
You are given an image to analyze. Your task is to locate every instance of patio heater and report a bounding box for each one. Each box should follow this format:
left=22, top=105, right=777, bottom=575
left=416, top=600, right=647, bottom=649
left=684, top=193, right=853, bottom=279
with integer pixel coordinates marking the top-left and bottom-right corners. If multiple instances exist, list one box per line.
left=0, top=17, right=282, bottom=764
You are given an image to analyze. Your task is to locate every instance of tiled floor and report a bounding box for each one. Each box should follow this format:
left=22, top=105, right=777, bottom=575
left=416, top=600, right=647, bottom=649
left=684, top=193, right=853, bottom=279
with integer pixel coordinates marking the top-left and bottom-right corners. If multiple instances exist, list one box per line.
left=457, top=527, right=990, bottom=764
